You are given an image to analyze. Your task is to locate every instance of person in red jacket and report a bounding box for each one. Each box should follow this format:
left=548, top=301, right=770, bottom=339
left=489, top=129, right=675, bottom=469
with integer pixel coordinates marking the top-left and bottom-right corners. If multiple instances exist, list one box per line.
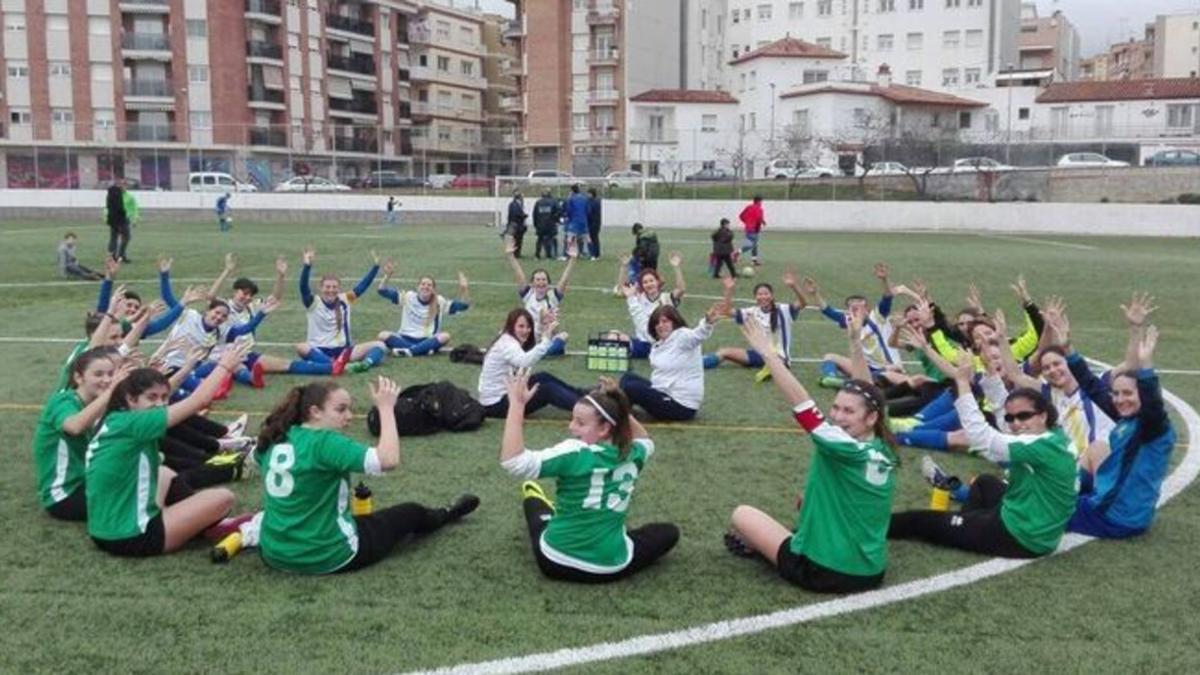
left=739, top=195, right=766, bottom=266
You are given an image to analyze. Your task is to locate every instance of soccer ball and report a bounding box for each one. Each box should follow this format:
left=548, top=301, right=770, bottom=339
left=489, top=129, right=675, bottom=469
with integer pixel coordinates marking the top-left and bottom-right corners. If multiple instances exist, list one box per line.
left=741, top=266, right=756, bottom=277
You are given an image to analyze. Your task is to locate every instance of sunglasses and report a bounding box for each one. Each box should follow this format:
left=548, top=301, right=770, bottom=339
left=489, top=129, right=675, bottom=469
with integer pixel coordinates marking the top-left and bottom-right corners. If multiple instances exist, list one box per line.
left=1004, top=410, right=1042, bottom=424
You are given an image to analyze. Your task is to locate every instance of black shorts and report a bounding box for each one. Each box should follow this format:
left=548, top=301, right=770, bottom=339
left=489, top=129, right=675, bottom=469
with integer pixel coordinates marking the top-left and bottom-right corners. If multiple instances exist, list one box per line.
left=45, top=489, right=88, bottom=522
left=777, top=538, right=884, bottom=594
left=92, top=514, right=166, bottom=558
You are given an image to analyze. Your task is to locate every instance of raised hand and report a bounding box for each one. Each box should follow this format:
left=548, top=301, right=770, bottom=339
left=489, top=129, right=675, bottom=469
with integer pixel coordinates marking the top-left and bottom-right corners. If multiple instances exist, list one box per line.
left=158, top=256, right=173, bottom=273
left=992, top=308, right=1009, bottom=340
left=1121, top=292, right=1157, bottom=326
left=740, top=319, right=773, bottom=354
left=218, top=341, right=252, bottom=371
left=952, top=351, right=975, bottom=383
left=566, top=239, right=579, bottom=259
left=704, top=302, right=725, bottom=323
left=898, top=326, right=928, bottom=350
left=107, top=285, right=128, bottom=315
left=180, top=285, right=207, bottom=306
left=185, top=345, right=208, bottom=365
left=800, top=276, right=819, bottom=297
left=457, top=271, right=469, bottom=289
left=275, top=255, right=288, bottom=276
left=873, top=262, right=890, bottom=280
left=721, top=275, right=737, bottom=294
left=260, top=296, right=282, bottom=314
left=302, top=246, right=316, bottom=266
left=621, top=282, right=638, bottom=298
left=223, top=252, right=238, bottom=274
left=619, top=253, right=631, bottom=267
left=1010, top=274, right=1031, bottom=304
left=369, top=249, right=380, bottom=265
left=146, top=299, right=167, bottom=318
left=1137, top=325, right=1159, bottom=367
left=846, top=306, right=865, bottom=338
left=782, top=270, right=799, bottom=289
left=668, top=251, right=683, bottom=268
left=911, top=277, right=930, bottom=301
left=505, top=369, right=540, bottom=407
left=104, top=255, right=121, bottom=279
left=504, top=237, right=517, bottom=255
left=381, top=258, right=396, bottom=277
left=369, top=375, right=402, bottom=410
left=965, top=283, right=983, bottom=312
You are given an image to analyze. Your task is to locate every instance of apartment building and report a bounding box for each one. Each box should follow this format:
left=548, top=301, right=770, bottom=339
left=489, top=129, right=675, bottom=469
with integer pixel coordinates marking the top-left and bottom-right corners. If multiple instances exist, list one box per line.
left=0, top=0, right=436, bottom=190
left=481, top=12, right=518, bottom=175
left=504, top=0, right=683, bottom=176
left=1152, top=12, right=1200, bottom=79
left=691, top=0, right=1021, bottom=93
left=1017, top=4, right=1079, bottom=81
left=1079, top=26, right=1155, bottom=82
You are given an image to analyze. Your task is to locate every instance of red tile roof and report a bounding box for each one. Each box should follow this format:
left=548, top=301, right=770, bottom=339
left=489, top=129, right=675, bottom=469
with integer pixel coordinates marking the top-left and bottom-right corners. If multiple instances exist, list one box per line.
left=780, top=83, right=987, bottom=107
left=629, top=89, right=739, bottom=104
left=728, top=36, right=846, bottom=65
left=1036, top=78, right=1200, bottom=103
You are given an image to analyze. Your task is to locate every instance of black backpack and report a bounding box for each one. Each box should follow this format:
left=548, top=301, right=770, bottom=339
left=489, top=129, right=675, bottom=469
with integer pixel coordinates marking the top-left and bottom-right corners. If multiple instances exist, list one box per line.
left=366, top=381, right=485, bottom=437
left=449, top=343, right=486, bottom=365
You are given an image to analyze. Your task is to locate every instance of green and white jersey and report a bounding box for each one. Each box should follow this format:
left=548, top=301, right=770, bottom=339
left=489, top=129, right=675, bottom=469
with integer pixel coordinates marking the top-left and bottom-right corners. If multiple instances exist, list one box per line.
left=790, top=402, right=898, bottom=577
left=503, top=438, right=655, bottom=573
left=53, top=340, right=90, bottom=392
left=85, top=407, right=168, bottom=540
left=32, top=390, right=88, bottom=508
left=954, top=394, right=1078, bottom=555
left=258, top=426, right=383, bottom=575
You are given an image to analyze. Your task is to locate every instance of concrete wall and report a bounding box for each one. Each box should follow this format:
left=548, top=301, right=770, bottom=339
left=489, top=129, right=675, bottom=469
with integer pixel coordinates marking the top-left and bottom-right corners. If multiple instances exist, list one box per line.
left=0, top=189, right=1194, bottom=236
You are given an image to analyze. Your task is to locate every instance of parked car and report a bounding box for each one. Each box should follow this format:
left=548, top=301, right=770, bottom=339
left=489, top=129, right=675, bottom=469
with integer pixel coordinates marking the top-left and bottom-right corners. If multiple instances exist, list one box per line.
left=764, top=160, right=800, bottom=179
left=684, top=167, right=736, bottom=182
left=605, top=170, right=662, bottom=188
left=427, top=173, right=457, bottom=189
left=527, top=169, right=575, bottom=185
left=1056, top=153, right=1130, bottom=168
left=794, top=163, right=839, bottom=179
left=361, top=171, right=430, bottom=188
left=275, top=176, right=352, bottom=192
left=865, top=161, right=910, bottom=176
left=188, top=172, right=258, bottom=193
left=1144, top=149, right=1200, bottom=167
left=450, top=174, right=491, bottom=189
left=951, top=157, right=1014, bottom=173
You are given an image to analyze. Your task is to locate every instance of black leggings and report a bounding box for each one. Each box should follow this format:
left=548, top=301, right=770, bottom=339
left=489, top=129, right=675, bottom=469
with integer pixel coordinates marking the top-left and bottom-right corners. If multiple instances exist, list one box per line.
left=619, top=372, right=697, bottom=421
left=522, top=497, right=679, bottom=583
left=712, top=253, right=736, bottom=278
left=482, top=372, right=585, bottom=418
left=884, top=381, right=950, bottom=418
left=107, top=223, right=131, bottom=261
left=336, top=503, right=453, bottom=573
left=888, top=474, right=1040, bottom=558
left=46, top=489, right=88, bottom=522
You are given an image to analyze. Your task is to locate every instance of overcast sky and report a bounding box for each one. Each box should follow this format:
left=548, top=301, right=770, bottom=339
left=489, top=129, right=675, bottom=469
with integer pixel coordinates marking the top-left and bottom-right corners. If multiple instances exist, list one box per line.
left=468, top=0, right=1196, bottom=57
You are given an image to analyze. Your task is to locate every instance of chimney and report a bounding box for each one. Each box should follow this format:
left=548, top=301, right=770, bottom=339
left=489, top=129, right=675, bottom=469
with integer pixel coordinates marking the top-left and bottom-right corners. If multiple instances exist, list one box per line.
left=877, top=63, right=892, bottom=87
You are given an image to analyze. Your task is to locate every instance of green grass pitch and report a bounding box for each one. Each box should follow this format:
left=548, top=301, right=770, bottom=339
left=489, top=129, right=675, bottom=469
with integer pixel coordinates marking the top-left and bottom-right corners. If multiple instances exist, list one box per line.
left=1, top=218, right=1198, bottom=674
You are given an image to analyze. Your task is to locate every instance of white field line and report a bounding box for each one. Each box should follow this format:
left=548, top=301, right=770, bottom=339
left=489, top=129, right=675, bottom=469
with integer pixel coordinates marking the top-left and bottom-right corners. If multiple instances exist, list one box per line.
left=406, top=361, right=1200, bottom=675
left=974, top=233, right=1098, bottom=251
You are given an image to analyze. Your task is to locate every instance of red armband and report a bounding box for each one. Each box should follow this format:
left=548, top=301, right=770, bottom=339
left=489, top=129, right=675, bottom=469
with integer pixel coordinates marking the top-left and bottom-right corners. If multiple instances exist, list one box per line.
left=792, top=402, right=824, bottom=433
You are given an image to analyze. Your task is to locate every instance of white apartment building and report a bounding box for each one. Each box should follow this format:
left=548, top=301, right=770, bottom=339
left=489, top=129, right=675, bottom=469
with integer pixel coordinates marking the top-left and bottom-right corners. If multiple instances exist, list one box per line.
left=688, top=0, right=1021, bottom=94
left=626, top=89, right=741, bottom=178
left=1153, top=12, right=1200, bottom=79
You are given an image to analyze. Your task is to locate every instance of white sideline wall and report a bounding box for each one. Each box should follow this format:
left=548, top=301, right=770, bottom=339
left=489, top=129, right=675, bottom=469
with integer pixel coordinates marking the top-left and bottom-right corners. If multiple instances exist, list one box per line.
left=2, top=190, right=1196, bottom=237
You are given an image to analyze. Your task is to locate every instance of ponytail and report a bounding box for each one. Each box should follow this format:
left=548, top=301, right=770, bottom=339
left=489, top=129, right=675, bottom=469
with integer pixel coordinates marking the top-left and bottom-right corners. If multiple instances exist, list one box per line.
left=585, top=387, right=634, bottom=457
left=256, top=381, right=341, bottom=452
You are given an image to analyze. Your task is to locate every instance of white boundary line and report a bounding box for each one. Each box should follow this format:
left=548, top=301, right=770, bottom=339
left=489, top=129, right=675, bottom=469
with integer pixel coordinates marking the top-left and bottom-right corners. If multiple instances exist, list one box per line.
left=975, top=233, right=1098, bottom=251
left=407, top=364, right=1200, bottom=675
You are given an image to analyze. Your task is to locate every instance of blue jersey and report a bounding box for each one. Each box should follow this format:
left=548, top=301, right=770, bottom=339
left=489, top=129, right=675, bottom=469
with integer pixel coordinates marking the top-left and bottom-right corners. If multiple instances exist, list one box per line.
left=565, top=193, right=589, bottom=232
left=216, top=196, right=230, bottom=215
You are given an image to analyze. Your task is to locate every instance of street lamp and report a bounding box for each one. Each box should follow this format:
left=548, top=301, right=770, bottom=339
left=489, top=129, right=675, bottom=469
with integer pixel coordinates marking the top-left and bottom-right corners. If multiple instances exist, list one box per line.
left=1005, top=63, right=1014, bottom=164
left=769, top=82, right=776, bottom=147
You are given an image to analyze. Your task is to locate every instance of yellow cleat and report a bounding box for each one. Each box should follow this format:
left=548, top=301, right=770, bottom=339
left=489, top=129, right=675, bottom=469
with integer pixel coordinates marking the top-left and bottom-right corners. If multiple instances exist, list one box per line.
left=521, top=481, right=554, bottom=510
left=754, top=366, right=773, bottom=384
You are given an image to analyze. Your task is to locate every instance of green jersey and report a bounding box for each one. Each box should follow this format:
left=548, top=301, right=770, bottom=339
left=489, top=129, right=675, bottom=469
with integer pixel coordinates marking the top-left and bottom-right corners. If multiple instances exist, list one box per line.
left=790, top=403, right=898, bottom=577
left=54, top=340, right=90, bottom=393
left=32, top=390, right=88, bottom=508
left=518, top=438, right=654, bottom=573
left=258, top=427, right=380, bottom=575
left=999, top=427, right=1078, bottom=555
left=85, top=407, right=167, bottom=540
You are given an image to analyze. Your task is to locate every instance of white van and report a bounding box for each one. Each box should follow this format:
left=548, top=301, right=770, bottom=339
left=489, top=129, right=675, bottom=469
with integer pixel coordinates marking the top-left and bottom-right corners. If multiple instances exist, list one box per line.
left=188, top=172, right=258, bottom=193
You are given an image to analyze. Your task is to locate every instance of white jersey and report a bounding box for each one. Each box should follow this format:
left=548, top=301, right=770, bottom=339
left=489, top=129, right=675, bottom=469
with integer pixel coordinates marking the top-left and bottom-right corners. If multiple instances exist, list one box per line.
left=477, top=333, right=553, bottom=406
left=649, top=318, right=712, bottom=410
left=1051, top=386, right=1114, bottom=454
left=859, top=308, right=898, bottom=369
left=387, top=290, right=453, bottom=338
left=163, top=308, right=227, bottom=369
left=626, top=292, right=678, bottom=343
left=735, top=303, right=800, bottom=365
left=211, top=297, right=263, bottom=358
left=306, top=293, right=356, bottom=349
left=520, top=286, right=562, bottom=339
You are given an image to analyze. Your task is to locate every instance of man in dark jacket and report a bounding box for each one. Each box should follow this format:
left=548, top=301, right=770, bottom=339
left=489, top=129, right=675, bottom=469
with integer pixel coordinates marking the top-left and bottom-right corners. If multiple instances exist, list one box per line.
left=105, top=180, right=131, bottom=263
left=586, top=187, right=602, bottom=260
left=532, top=190, right=560, bottom=260
left=505, top=190, right=528, bottom=257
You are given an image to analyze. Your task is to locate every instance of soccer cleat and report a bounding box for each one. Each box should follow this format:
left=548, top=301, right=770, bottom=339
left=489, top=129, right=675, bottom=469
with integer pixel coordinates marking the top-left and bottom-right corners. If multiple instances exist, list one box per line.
left=203, top=511, right=257, bottom=543
left=217, top=435, right=255, bottom=452
left=723, top=531, right=757, bottom=558
left=346, top=361, right=371, bottom=374
left=211, top=532, right=243, bottom=563
left=225, top=413, right=249, bottom=439
left=446, top=494, right=481, bottom=521
left=817, top=375, right=845, bottom=390
left=920, top=455, right=952, bottom=490
left=521, top=481, right=554, bottom=510
left=889, top=416, right=920, bottom=433
left=390, top=347, right=413, bottom=357
left=331, top=347, right=353, bottom=376
left=250, top=361, right=266, bottom=389
left=753, top=366, right=773, bottom=384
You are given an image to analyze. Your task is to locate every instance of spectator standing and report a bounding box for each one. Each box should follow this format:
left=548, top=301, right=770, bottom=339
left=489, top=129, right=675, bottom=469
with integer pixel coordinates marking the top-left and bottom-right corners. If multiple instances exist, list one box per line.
left=532, top=190, right=560, bottom=260
left=586, top=187, right=603, bottom=261
left=105, top=180, right=132, bottom=263
left=739, top=195, right=767, bottom=267
left=505, top=190, right=528, bottom=257
left=216, top=193, right=233, bottom=232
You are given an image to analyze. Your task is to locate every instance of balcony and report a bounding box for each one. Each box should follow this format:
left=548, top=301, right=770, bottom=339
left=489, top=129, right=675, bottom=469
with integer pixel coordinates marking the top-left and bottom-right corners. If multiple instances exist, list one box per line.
left=248, top=86, right=286, bottom=107
left=503, top=19, right=524, bottom=40
left=244, top=0, right=282, bottom=22
left=411, top=134, right=480, bottom=155
left=589, top=48, right=620, bottom=65
left=121, top=33, right=172, bottom=57
left=587, top=9, right=618, bottom=25
left=246, top=40, right=284, bottom=61
left=327, top=14, right=375, bottom=38
left=125, top=123, right=175, bottom=142
left=248, top=127, right=288, bottom=147
left=408, top=65, right=486, bottom=90
left=579, top=128, right=619, bottom=144
left=408, top=29, right=484, bottom=55
left=587, top=89, right=620, bottom=104
left=124, top=78, right=173, bottom=98
left=334, top=136, right=379, bottom=153
left=327, top=53, right=376, bottom=76
left=500, top=95, right=522, bottom=112
left=411, top=102, right=482, bottom=122
left=119, top=0, right=170, bottom=13
left=329, top=96, right=378, bottom=116
left=628, top=127, right=678, bottom=144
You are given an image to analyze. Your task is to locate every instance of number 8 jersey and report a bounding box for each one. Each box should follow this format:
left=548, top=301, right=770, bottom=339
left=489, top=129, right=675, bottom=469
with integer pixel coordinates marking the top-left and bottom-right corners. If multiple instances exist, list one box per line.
left=504, top=438, right=655, bottom=574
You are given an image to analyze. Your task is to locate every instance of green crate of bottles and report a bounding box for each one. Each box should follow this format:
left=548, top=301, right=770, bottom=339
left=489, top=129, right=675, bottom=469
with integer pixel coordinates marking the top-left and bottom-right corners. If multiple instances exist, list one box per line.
left=586, top=334, right=630, bottom=372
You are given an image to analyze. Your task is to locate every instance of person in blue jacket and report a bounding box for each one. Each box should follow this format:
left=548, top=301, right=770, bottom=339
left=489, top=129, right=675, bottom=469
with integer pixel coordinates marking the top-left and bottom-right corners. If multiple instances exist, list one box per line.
left=95, top=256, right=188, bottom=338
left=562, top=184, right=590, bottom=262
left=1064, top=293, right=1175, bottom=538
left=216, top=193, right=232, bottom=232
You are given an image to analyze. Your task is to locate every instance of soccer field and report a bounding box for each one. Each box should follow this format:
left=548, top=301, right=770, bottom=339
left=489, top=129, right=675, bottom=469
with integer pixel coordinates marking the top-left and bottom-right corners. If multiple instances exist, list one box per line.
left=2, top=218, right=1198, bottom=674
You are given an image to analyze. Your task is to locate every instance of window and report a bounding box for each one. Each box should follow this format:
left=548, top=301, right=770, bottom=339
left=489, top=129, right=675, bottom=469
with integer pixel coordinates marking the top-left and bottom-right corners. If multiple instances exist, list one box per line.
left=906, top=32, right=923, bottom=50
left=188, top=65, right=209, bottom=83
left=46, top=15, right=68, bottom=31
left=10, top=110, right=32, bottom=124
left=757, top=4, right=772, bottom=20
left=436, top=56, right=450, bottom=71
left=1094, top=105, right=1114, bottom=136
left=909, top=0, right=923, bottom=7
left=905, top=69, right=921, bottom=85
left=1018, top=107, right=1030, bottom=120
left=748, top=112, right=756, bottom=130
left=186, top=19, right=206, bottom=38
left=4, top=14, right=25, bottom=31
left=817, top=0, right=833, bottom=16
left=965, top=29, right=982, bottom=48
left=51, top=109, right=74, bottom=124
left=88, top=17, right=110, bottom=35
left=739, top=73, right=746, bottom=92
left=789, top=2, right=804, bottom=18
left=816, top=36, right=832, bottom=48
left=460, top=61, right=474, bottom=77
left=1049, top=106, right=1068, bottom=134
left=931, top=112, right=941, bottom=128
left=803, top=69, right=829, bottom=83
left=94, top=109, right=115, bottom=128
left=731, top=9, right=739, bottom=23
left=945, top=0, right=960, bottom=6
left=877, top=33, right=893, bottom=50
left=964, top=68, right=980, bottom=83
left=1167, top=103, right=1196, bottom=129
left=967, top=0, right=981, bottom=5
left=853, top=108, right=867, bottom=126
left=458, top=25, right=473, bottom=44
left=792, top=109, right=810, bottom=135
left=878, top=0, right=894, bottom=11
left=50, top=62, right=71, bottom=77
left=985, top=111, right=999, bottom=132
left=701, top=114, right=717, bottom=132
left=749, top=70, right=757, bottom=90
left=7, top=62, right=29, bottom=78
left=941, top=68, right=959, bottom=86
left=744, top=9, right=750, bottom=19
left=731, top=47, right=739, bottom=59
left=958, top=111, right=971, bottom=129
left=435, top=20, right=451, bottom=40
left=942, top=30, right=960, bottom=48
left=573, top=113, right=588, bottom=130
